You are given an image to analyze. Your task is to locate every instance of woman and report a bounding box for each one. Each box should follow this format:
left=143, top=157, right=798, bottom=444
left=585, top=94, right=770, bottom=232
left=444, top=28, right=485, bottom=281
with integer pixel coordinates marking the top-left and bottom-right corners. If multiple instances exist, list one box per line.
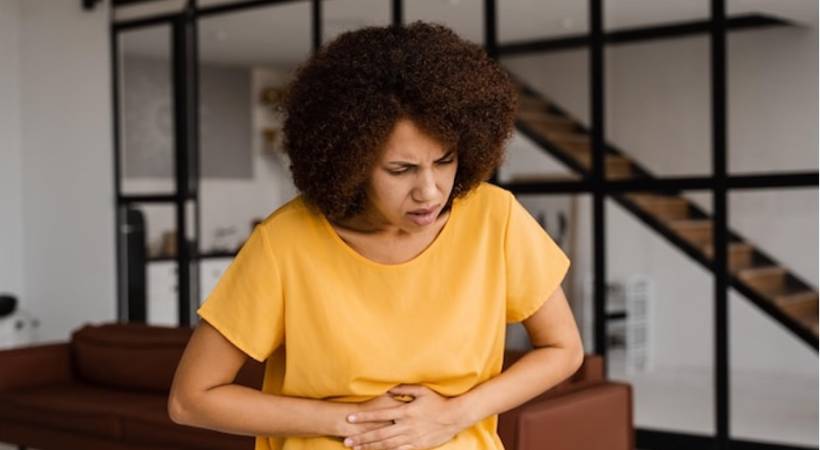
left=169, top=21, right=583, bottom=450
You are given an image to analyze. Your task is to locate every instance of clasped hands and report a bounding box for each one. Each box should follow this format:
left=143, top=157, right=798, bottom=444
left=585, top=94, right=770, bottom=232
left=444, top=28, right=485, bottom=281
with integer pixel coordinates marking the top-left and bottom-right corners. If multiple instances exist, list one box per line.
left=338, top=384, right=468, bottom=450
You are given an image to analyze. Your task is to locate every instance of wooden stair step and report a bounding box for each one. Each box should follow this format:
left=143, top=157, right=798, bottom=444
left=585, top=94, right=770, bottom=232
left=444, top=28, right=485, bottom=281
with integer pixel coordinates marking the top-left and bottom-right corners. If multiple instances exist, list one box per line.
left=700, top=242, right=756, bottom=272
left=802, top=315, right=819, bottom=335
left=737, top=266, right=788, bottom=297
left=518, top=94, right=546, bottom=110
left=538, top=129, right=591, bottom=145
left=506, top=173, right=581, bottom=183
left=571, top=153, right=632, bottom=176
left=529, top=127, right=594, bottom=158
left=627, top=193, right=690, bottom=221
left=774, top=291, right=818, bottom=319
left=517, top=110, right=577, bottom=131
left=668, top=219, right=712, bottom=246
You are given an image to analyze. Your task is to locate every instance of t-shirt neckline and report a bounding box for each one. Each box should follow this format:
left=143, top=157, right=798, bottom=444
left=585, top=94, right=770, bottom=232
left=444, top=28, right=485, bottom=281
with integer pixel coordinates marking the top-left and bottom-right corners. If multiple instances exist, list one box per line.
left=317, top=198, right=460, bottom=269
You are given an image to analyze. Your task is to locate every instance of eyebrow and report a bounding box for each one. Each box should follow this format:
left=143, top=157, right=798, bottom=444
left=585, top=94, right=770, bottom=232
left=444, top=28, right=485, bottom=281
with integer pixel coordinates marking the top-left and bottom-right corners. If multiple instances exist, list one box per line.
left=387, top=150, right=455, bottom=167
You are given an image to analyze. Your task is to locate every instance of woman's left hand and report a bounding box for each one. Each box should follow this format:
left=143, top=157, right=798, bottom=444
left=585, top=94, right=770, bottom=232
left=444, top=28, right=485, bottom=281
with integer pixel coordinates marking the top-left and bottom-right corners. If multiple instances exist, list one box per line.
left=342, top=384, right=467, bottom=450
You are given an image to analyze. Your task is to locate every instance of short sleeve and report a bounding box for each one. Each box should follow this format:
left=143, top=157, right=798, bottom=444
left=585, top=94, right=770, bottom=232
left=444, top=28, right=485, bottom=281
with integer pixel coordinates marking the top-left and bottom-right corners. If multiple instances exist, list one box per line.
left=196, top=225, right=284, bottom=362
left=504, top=191, right=571, bottom=323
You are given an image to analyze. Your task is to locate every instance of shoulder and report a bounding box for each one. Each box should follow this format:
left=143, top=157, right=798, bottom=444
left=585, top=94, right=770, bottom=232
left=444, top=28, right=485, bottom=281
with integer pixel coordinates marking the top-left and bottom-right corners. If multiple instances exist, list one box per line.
left=254, top=195, right=319, bottom=248
left=458, top=182, right=513, bottom=213
left=452, top=182, right=513, bottom=233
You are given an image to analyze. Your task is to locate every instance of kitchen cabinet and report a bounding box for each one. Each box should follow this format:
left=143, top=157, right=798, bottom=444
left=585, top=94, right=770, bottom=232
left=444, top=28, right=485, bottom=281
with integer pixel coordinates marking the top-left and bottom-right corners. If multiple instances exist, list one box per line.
left=146, top=257, right=233, bottom=326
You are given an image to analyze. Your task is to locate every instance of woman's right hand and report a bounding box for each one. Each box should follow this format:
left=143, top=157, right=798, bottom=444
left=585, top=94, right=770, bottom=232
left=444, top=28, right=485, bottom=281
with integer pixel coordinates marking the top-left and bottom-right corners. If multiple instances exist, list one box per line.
left=336, top=393, right=408, bottom=438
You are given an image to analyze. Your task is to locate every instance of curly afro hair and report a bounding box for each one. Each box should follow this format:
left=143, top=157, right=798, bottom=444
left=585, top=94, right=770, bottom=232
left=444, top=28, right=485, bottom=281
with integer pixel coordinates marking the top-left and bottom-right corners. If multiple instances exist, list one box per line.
left=280, top=20, right=518, bottom=222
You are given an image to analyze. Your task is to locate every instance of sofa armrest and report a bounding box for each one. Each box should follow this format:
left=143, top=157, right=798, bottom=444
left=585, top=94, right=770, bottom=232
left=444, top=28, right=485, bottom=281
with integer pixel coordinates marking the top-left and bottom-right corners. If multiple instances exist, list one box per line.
left=0, top=342, right=74, bottom=390
left=498, top=382, right=633, bottom=450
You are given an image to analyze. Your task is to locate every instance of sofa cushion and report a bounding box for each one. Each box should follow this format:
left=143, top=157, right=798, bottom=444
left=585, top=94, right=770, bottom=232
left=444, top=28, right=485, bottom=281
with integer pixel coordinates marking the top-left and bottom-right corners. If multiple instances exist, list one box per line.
left=0, top=381, right=255, bottom=450
left=0, top=381, right=159, bottom=439
left=118, top=397, right=255, bottom=450
left=71, top=322, right=192, bottom=393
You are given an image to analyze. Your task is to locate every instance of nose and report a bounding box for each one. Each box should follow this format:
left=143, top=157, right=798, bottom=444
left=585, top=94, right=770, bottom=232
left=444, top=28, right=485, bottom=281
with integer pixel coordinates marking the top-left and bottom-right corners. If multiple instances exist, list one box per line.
left=413, top=168, right=438, bottom=202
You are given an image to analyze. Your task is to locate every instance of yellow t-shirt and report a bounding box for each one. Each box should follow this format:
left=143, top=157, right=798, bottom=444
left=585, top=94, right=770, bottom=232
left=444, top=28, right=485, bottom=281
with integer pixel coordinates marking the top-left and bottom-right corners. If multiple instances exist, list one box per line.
left=196, top=182, right=570, bottom=450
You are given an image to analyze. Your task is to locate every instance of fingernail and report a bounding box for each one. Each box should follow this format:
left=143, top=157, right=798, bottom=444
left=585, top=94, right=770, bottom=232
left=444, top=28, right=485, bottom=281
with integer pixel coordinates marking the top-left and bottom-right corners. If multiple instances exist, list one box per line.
left=344, top=438, right=353, bottom=446
left=347, top=414, right=357, bottom=422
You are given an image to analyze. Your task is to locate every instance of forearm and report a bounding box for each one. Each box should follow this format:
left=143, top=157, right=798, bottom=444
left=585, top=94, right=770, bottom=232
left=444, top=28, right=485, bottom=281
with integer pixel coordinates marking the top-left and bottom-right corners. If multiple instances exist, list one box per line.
left=171, top=383, right=354, bottom=438
left=450, top=345, right=584, bottom=428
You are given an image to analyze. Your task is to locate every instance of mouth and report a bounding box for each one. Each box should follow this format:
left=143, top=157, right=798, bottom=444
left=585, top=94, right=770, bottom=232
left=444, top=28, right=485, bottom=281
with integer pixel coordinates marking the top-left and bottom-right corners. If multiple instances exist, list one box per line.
left=408, top=205, right=440, bottom=215
left=406, top=204, right=441, bottom=226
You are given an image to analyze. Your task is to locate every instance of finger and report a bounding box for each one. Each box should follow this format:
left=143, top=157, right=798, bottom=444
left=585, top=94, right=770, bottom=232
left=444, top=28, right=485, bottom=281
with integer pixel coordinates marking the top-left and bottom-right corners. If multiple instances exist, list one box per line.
left=388, top=384, right=428, bottom=397
left=348, top=406, right=405, bottom=424
left=354, top=434, right=406, bottom=450
left=344, top=424, right=403, bottom=448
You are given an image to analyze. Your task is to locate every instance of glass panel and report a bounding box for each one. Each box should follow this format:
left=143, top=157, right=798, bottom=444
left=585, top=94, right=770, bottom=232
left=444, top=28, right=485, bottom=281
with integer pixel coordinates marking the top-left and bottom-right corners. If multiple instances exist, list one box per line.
left=500, top=0, right=590, bottom=185
left=729, top=189, right=817, bottom=285
left=323, top=0, right=390, bottom=46
left=499, top=0, right=589, bottom=43
left=726, top=0, right=818, bottom=175
left=728, top=188, right=818, bottom=447
left=605, top=0, right=710, bottom=179
left=505, top=194, right=589, bottom=354
left=198, top=0, right=254, bottom=8
left=607, top=192, right=715, bottom=435
left=605, top=0, right=708, bottom=31
left=405, top=0, right=483, bottom=45
left=118, top=24, right=177, bottom=195
left=114, top=0, right=185, bottom=22
left=197, top=2, right=305, bottom=258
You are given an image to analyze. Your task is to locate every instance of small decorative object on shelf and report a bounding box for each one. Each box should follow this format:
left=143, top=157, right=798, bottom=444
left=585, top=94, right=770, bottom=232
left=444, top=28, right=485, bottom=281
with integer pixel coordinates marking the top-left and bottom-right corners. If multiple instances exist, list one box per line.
left=161, top=230, right=177, bottom=257
left=260, top=85, right=287, bottom=156
left=260, top=86, right=286, bottom=108
left=154, top=231, right=196, bottom=259
left=262, top=127, right=281, bottom=155
left=211, top=226, right=238, bottom=253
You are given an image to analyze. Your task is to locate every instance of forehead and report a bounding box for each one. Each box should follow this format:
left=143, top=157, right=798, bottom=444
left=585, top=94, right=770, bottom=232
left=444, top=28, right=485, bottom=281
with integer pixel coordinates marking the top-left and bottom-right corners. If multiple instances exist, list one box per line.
left=380, top=118, right=450, bottom=160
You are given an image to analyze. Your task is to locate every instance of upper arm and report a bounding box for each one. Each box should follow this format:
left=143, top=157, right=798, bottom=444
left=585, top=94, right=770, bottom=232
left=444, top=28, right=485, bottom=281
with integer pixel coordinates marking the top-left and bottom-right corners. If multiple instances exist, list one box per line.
left=168, top=319, right=249, bottom=421
left=522, top=286, right=583, bottom=356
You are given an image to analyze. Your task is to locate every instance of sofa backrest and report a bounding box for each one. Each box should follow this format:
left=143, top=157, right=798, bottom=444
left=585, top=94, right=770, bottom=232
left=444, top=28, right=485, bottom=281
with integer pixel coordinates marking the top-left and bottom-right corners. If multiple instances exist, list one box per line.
left=70, top=322, right=264, bottom=393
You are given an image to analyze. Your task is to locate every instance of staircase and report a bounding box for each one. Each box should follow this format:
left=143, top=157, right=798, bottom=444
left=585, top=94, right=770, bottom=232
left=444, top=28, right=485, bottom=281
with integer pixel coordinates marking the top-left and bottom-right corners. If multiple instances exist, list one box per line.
left=506, top=78, right=818, bottom=348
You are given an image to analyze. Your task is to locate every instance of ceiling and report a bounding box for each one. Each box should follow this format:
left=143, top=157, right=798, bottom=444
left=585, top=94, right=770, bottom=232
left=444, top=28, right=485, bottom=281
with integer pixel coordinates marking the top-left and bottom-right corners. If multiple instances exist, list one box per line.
left=116, top=0, right=817, bottom=70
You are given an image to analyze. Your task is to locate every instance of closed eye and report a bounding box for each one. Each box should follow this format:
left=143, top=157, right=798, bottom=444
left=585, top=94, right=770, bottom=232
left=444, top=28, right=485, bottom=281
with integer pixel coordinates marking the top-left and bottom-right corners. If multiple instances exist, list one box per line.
left=388, top=159, right=455, bottom=175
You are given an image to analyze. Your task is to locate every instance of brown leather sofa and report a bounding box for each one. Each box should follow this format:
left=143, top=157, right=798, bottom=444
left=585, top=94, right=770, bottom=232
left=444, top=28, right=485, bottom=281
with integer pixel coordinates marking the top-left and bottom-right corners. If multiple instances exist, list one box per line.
left=0, top=322, right=632, bottom=450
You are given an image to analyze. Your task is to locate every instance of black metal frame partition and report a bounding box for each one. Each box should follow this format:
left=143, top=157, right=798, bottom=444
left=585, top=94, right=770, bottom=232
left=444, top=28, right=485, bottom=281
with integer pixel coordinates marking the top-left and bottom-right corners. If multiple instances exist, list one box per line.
left=107, top=1, right=818, bottom=449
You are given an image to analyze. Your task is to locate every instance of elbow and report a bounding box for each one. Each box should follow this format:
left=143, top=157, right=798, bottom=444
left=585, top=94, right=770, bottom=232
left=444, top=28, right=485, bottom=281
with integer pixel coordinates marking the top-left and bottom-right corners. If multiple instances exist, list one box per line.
left=566, top=341, right=585, bottom=374
left=167, top=392, right=193, bottom=426
left=571, top=345, right=585, bottom=373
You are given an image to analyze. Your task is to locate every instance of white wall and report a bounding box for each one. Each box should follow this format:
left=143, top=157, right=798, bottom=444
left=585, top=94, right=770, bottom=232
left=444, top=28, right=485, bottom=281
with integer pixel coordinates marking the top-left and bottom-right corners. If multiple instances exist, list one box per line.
left=14, top=0, right=116, bottom=343
left=0, top=0, right=25, bottom=308
left=500, top=23, right=818, bottom=376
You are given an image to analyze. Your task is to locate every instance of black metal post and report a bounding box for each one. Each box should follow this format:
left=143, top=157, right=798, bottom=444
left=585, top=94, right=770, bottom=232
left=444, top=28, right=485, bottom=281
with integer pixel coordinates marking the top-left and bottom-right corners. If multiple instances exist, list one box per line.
left=312, top=0, right=322, bottom=53
left=484, top=0, right=497, bottom=59
left=392, top=0, right=402, bottom=27
left=711, top=0, right=729, bottom=447
left=484, top=0, right=500, bottom=185
left=172, top=3, right=198, bottom=327
left=110, top=6, right=127, bottom=323
left=590, top=0, right=608, bottom=368
left=190, top=0, right=202, bottom=325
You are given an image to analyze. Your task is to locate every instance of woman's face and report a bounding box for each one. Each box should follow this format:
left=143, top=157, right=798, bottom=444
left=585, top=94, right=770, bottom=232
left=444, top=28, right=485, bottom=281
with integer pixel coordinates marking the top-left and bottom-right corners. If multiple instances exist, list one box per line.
left=363, top=117, right=458, bottom=237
